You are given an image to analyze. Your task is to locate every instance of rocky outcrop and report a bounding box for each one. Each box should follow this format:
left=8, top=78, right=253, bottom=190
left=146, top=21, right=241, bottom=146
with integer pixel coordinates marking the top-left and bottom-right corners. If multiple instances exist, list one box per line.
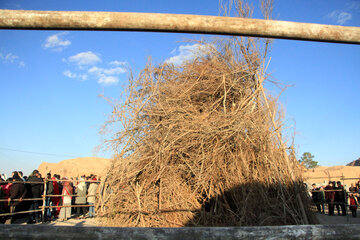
left=347, top=158, right=360, bottom=166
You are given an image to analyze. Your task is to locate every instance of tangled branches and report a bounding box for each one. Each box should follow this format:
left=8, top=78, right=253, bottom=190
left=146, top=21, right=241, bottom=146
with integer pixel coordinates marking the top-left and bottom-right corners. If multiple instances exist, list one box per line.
left=97, top=34, right=315, bottom=226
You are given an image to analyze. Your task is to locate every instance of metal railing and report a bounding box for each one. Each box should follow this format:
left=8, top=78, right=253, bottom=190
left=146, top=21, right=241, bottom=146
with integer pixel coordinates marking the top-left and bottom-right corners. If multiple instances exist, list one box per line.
left=0, top=178, right=101, bottom=222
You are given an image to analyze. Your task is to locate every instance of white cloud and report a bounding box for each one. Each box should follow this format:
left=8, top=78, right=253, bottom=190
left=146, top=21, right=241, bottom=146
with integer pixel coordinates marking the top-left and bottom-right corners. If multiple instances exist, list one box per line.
left=43, top=32, right=71, bottom=51
left=98, top=76, right=119, bottom=85
left=0, top=52, right=18, bottom=63
left=327, top=11, right=352, bottom=25
left=67, top=51, right=101, bottom=67
left=88, top=66, right=126, bottom=75
left=63, top=70, right=88, bottom=81
left=104, top=67, right=126, bottom=75
left=63, top=70, right=76, bottom=78
left=109, top=60, right=127, bottom=66
left=19, top=61, right=25, bottom=68
left=0, top=51, right=25, bottom=67
left=165, top=43, right=212, bottom=65
left=88, top=66, right=126, bottom=85
left=64, top=53, right=125, bottom=86
left=347, top=1, right=360, bottom=11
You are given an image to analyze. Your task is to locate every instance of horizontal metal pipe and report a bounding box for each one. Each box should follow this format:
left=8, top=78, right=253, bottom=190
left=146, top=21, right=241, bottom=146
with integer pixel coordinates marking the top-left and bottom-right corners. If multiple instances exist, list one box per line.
left=0, top=180, right=100, bottom=184
left=44, top=194, right=96, bottom=197
left=40, top=205, right=94, bottom=208
left=0, top=10, right=359, bottom=44
left=0, top=209, right=42, bottom=217
left=0, top=198, right=43, bottom=202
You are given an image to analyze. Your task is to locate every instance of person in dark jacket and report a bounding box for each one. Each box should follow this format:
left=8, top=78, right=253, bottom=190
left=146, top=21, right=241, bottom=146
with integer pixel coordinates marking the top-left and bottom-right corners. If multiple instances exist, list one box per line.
left=349, top=183, right=357, bottom=193
left=27, top=170, right=44, bottom=223
left=45, top=173, right=54, bottom=221
left=335, top=181, right=347, bottom=216
left=5, top=173, right=27, bottom=224
left=318, top=186, right=326, bottom=214
left=311, top=184, right=321, bottom=213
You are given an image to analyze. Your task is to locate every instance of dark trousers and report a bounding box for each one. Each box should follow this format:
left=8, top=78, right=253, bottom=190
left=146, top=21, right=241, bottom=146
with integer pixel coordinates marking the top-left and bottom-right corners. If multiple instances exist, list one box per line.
left=76, top=206, right=87, bottom=217
left=335, top=202, right=346, bottom=215
left=328, top=202, right=334, bottom=215
left=316, top=202, right=325, bottom=213
left=5, top=206, right=16, bottom=224
left=29, top=200, right=41, bottom=222
left=45, top=198, right=52, bottom=220
left=352, top=210, right=357, bottom=217
left=340, top=203, right=347, bottom=216
left=320, top=202, right=325, bottom=213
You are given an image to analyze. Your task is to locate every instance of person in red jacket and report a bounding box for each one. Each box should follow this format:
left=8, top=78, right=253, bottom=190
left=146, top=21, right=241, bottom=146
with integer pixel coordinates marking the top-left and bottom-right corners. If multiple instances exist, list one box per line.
left=1, top=178, right=12, bottom=210
left=6, top=173, right=27, bottom=224
left=58, top=178, right=73, bottom=221
left=51, top=176, right=60, bottom=218
left=325, top=181, right=335, bottom=216
left=349, top=193, right=358, bottom=217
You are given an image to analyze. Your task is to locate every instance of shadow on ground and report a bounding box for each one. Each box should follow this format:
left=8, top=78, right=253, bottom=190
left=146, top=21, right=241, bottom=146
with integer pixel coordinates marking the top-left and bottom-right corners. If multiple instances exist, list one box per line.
left=184, top=181, right=317, bottom=226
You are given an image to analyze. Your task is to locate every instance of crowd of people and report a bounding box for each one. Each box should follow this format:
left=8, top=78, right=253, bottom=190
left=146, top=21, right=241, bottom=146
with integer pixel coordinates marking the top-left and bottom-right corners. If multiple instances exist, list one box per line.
left=0, top=170, right=100, bottom=224
left=311, top=180, right=360, bottom=217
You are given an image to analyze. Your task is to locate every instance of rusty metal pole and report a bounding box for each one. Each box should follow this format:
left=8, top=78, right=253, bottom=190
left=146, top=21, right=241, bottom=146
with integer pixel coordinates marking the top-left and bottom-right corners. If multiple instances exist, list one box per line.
left=0, top=10, right=359, bottom=44
left=41, top=179, right=47, bottom=222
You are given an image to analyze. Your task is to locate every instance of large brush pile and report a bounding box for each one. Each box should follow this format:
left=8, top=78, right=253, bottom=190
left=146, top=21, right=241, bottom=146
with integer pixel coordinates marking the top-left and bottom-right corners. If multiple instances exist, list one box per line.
left=98, top=36, right=315, bottom=227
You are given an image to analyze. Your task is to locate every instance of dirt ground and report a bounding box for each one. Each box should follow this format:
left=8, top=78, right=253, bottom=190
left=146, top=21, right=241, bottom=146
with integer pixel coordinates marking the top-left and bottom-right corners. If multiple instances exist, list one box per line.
left=47, top=212, right=360, bottom=226
left=315, top=211, right=360, bottom=225
left=7, top=207, right=360, bottom=226
left=8, top=215, right=98, bottom=226
left=43, top=217, right=98, bottom=227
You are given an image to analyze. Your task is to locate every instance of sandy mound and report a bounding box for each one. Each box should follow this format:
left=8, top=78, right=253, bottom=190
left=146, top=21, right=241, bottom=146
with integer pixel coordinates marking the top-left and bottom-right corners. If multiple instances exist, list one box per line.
left=305, top=165, right=360, bottom=188
left=38, top=157, right=112, bottom=178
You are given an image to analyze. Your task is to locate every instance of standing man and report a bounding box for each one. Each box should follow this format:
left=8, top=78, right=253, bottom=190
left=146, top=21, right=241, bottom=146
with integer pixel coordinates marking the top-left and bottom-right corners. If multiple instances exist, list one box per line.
left=18, top=171, right=25, bottom=182
left=45, top=173, right=54, bottom=221
left=318, top=186, right=326, bottom=214
left=336, top=181, right=347, bottom=216
left=27, top=170, right=44, bottom=224
left=311, top=184, right=321, bottom=213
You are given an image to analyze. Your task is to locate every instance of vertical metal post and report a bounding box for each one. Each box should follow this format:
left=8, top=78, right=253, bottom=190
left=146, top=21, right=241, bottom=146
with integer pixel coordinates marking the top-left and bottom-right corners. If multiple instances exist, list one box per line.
left=341, top=173, right=350, bottom=223
left=41, top=179, right=47, bottom=222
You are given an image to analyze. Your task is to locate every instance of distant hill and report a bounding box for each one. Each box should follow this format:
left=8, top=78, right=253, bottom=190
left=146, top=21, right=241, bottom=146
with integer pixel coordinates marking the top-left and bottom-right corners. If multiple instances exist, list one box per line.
left=347, top=158, right=360, bottom=166
left=38, top=157, right=112, bottom=178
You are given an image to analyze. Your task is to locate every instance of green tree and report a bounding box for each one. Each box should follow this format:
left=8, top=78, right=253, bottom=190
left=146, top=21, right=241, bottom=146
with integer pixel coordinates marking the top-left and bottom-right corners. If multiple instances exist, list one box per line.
left=299, top=152, right=318, bottom=169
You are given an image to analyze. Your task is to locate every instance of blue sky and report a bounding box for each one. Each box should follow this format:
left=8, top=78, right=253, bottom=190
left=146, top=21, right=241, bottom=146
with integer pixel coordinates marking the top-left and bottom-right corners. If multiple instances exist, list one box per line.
left=1, top=0, right=359, bottom=177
